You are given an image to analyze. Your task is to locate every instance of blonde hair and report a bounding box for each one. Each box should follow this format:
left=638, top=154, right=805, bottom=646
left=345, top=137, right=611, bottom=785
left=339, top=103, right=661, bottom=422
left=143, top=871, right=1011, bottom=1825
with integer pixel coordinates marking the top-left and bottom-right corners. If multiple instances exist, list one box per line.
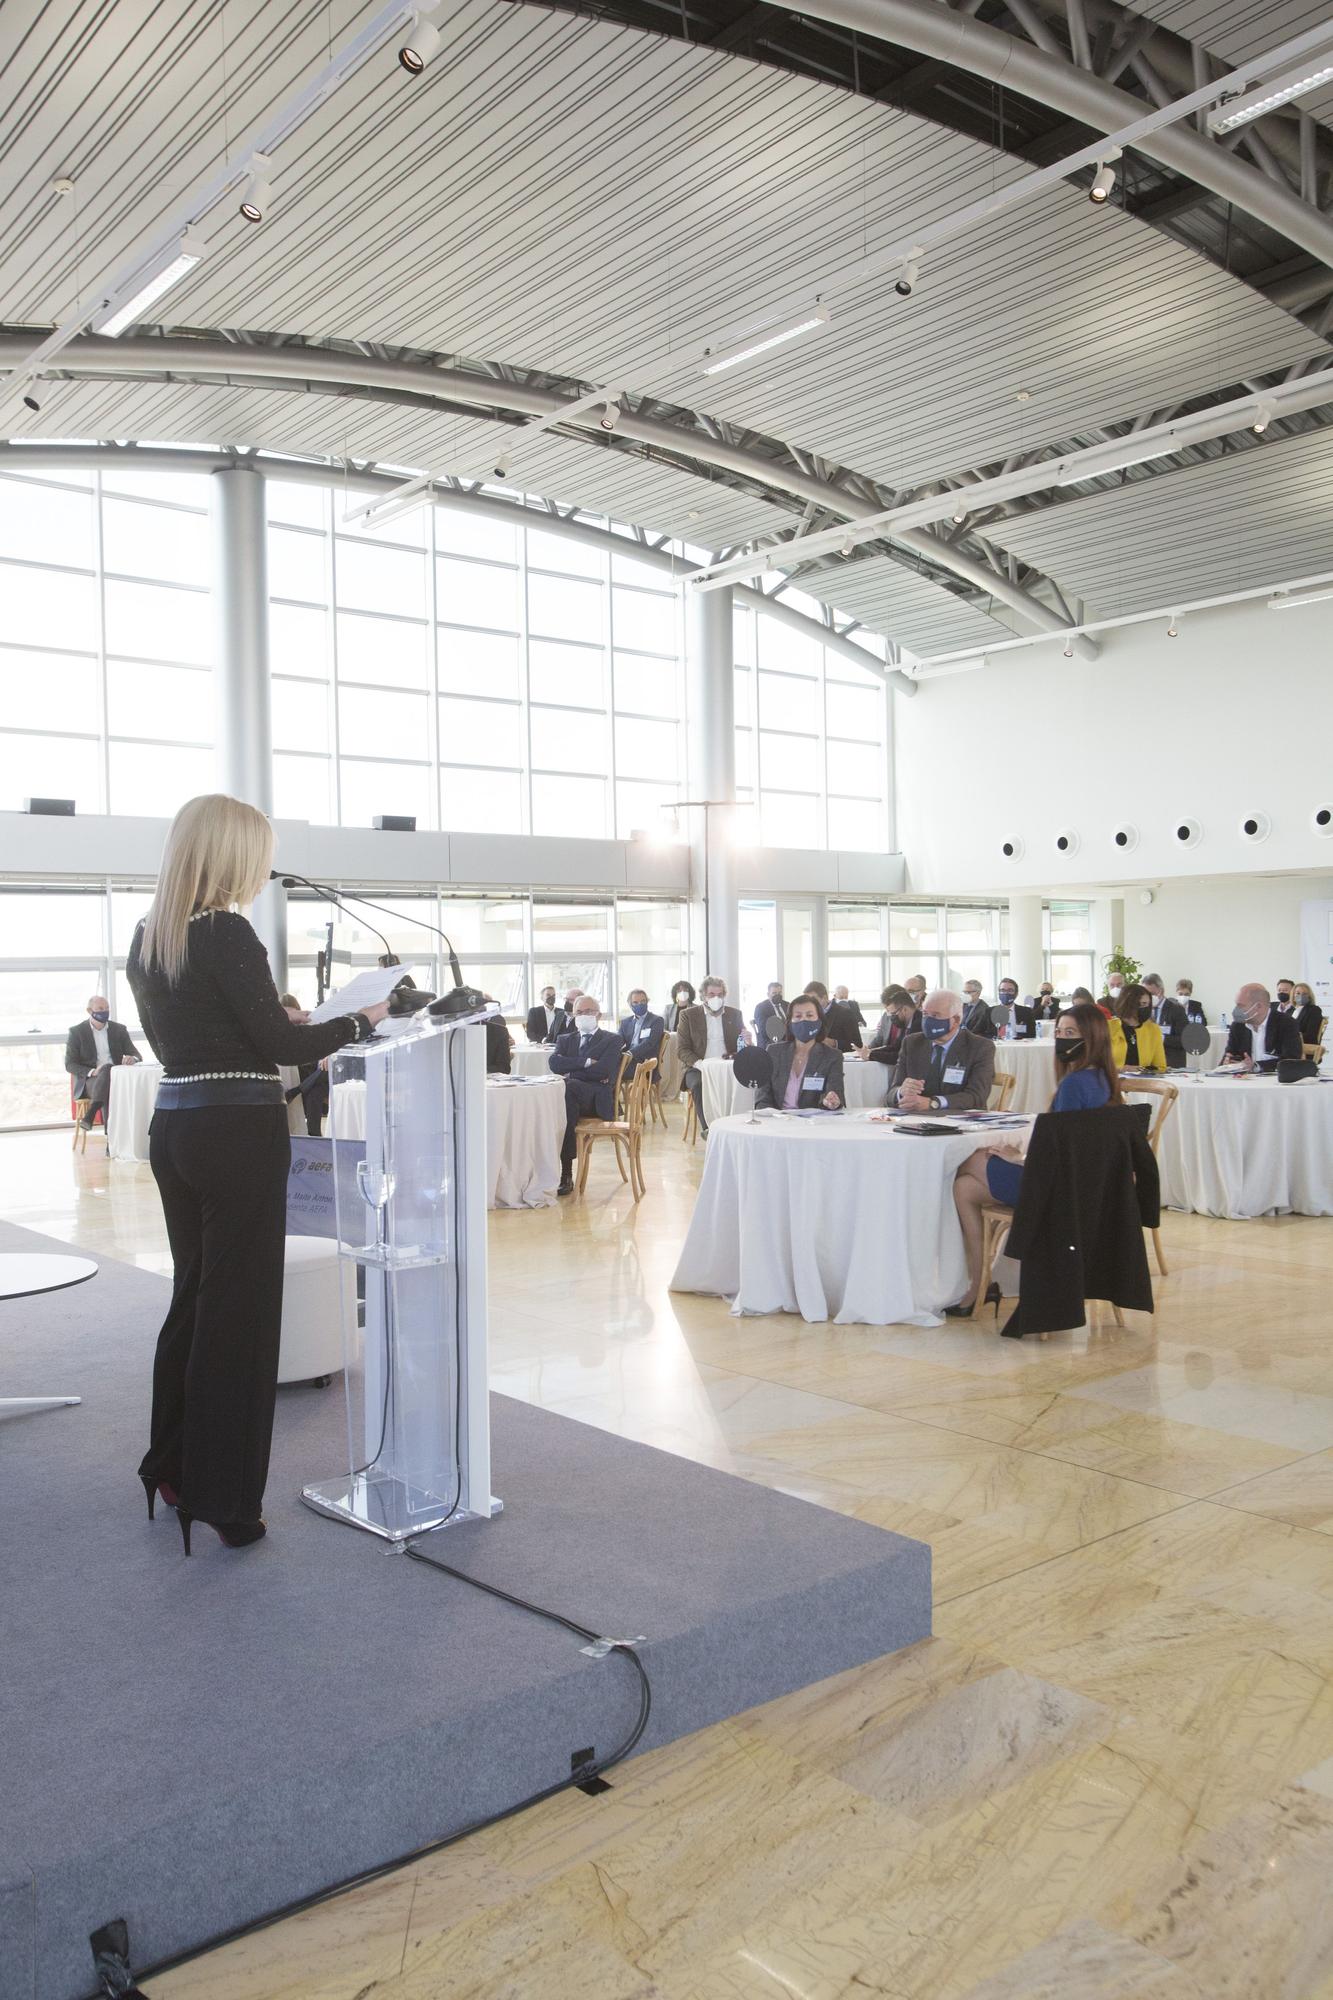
left=140, top=794, right=274, bottom=983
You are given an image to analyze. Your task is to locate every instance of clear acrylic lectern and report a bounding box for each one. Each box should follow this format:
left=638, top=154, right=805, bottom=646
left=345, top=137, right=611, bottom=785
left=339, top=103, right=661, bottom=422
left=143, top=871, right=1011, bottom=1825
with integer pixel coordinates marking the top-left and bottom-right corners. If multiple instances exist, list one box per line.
left=301, top=1013, right=500, bottom=1541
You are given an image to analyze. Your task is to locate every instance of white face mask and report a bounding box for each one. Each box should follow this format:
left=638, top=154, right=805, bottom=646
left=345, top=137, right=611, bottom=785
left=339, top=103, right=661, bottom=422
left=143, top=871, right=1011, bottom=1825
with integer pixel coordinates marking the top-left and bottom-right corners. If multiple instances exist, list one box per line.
left=576, top=1014, right=598, bottom=1035
left=705, top=994, right=724, bottom=1012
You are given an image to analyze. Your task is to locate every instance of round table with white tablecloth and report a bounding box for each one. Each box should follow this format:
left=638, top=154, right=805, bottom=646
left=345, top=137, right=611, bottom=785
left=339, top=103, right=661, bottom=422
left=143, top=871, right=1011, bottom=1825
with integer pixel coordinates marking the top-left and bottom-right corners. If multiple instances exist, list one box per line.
left=330, top=1074, right=565, bottom=1209
left=991, top=1039, right=1057, bottom=1115
left=698, top=1053, right=889, bottom=1124
left=1154, top=1074, right=1333, bottom=1218
left=106, top=1062, right=162, bottom=1161
left=513, top=1044, right=556, bottom=1077
left=671, top=1109, right=1031, bottom=1325
left=107, top=1062, right=307, bottom=1159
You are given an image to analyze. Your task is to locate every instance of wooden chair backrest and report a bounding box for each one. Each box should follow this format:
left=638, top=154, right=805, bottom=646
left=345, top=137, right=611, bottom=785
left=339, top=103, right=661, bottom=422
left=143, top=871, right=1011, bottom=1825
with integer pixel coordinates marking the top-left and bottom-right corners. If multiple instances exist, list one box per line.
left=1118, top=1078, right=1179, bottom=1152
left=624, top=1058, right=655, bottom=1132
left=988, top=1069, right=1016, bottom=1113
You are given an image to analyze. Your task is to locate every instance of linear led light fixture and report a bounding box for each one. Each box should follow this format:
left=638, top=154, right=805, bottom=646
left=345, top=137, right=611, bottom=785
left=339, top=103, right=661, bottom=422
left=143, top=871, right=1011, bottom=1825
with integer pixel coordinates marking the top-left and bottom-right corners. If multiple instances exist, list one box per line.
left=699, top=306, right=830, bottom=376
left=342, top=471, right=434, bottom=530
left=90, top=233, right=209, bottom=337
left=1208, top=52, right=1333, bottom=132
left=1268, top=582, right=1333, bottom=610
left=1053, top=413, right=1252, bottom=485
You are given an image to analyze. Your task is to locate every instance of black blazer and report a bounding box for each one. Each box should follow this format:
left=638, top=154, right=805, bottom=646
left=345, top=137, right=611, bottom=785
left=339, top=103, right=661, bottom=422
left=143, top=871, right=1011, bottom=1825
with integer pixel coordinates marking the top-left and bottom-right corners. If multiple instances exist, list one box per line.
left=548, top=1028, right=623, bottom=1119
left=867, top=1014, right=910, bottom=1065
left=963, top=1000, right=997, bottom=1040
left=1224, top=1010, right=1303, bottom=1069
left=1031, top=996, right=1060, bottom=1022
left=1293, top=1002, right=1323, bottom=1047
left=485, top=1016, right=513, bottom=1074
left=994, top=1003, right=1037, bottom=1040
left=64, top=1017, right=138, bottom=1092
left=525, top=1003, right=560, bottom=1044
left=1151, top=995, right=1188, bottom=1070
left=820, top=1000, right=863, bottom=1052
left=1003, top=1104, right=1159, bottom=1338
left=748, top=1040, right=844, bottom=1110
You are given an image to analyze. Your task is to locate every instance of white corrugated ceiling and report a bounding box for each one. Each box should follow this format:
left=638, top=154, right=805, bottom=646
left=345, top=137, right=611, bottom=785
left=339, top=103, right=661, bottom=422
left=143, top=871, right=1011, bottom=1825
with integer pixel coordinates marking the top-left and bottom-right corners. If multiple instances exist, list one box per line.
left=1114, top=0, right=1333, bottom=130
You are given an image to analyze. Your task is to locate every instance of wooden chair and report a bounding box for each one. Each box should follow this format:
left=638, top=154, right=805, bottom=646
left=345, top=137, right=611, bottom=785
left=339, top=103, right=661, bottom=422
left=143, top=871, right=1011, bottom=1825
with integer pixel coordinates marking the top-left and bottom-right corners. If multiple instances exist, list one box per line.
left=71, top=1083, right=101, bottom=1154
left=612, top=1047, right=632, bottom=1117
left=1304, top=1042, right=1326, bottom=1065
left=1119, top=1079, right=1178, bottom=1277
left=987, top=1069, right=1016, bottom=1113
left=575, top=1059, right=653, bottom=1200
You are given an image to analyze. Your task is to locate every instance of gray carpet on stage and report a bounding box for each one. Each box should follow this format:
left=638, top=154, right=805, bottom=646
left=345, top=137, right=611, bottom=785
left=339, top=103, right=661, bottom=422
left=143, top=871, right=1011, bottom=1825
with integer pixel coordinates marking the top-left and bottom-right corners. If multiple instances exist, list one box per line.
left=0, top=1217, right=931, bottom=2000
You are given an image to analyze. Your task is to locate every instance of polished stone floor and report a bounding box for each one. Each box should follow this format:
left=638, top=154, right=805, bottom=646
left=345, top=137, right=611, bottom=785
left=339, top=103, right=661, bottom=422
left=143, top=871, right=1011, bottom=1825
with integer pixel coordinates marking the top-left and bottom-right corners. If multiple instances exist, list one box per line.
left=6, top=1115, right=1333, bottom=1999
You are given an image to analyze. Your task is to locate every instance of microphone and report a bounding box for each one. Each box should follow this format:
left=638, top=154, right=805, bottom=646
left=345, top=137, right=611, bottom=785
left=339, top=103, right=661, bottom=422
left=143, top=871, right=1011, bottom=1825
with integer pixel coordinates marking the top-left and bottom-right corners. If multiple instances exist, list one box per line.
left=272, top=870, right=465, bottom=990
left=275, top=872, right=395, bottom=962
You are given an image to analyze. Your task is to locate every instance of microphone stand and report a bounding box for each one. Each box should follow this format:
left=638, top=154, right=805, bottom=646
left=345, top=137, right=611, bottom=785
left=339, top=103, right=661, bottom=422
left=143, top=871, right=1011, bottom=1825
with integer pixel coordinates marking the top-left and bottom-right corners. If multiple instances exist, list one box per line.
left=274, top=870, right=465, bottom=990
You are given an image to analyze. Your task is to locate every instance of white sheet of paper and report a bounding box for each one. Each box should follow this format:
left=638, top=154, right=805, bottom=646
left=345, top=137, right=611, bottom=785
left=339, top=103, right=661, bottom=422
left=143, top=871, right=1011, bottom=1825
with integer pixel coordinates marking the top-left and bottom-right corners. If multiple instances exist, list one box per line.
left=309, top=965, right=418, bottom=1024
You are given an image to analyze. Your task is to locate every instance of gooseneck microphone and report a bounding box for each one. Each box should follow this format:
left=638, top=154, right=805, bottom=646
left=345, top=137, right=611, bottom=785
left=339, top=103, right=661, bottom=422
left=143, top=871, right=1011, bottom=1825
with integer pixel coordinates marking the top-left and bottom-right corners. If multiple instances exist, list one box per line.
left=271, top=870, right=464, bottom=988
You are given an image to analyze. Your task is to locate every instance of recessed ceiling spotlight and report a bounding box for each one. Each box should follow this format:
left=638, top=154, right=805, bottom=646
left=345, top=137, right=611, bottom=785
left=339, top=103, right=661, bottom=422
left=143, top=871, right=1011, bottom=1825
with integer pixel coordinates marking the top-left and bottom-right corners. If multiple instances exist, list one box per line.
left=239, top=154, right=272, bottom=225
left=1015, top=389, right=1031, bottom=402
left=398, top=3, right=444, bottom=72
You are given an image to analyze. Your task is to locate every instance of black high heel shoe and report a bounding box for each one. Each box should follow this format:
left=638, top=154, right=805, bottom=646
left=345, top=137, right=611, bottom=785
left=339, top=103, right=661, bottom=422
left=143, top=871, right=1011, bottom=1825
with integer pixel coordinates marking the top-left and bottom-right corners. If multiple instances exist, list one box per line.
left=138, top=1473, right=180, bottom=1519
left=942, top=1281, right=1002, bottom=1319
left=177, top=1510, right=267, bottom=1556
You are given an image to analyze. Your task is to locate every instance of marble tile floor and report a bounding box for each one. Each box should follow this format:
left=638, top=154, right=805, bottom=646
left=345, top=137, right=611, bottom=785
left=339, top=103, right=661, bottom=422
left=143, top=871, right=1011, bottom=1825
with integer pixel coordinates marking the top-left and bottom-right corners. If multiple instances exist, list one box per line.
left=4, top=1116, right=1333, bottom=1999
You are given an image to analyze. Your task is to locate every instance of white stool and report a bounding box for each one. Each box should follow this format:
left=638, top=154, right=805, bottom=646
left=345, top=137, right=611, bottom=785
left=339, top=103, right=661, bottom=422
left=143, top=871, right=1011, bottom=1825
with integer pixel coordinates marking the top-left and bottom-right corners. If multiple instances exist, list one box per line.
left=279, top=1237, right=353, bottom=1386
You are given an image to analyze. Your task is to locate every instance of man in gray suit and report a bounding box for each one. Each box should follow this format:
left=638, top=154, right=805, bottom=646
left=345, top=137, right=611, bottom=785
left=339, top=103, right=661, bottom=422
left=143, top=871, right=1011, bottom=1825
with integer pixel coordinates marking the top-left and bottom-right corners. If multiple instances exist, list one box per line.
left=890, top=989, right=995, bottom=1114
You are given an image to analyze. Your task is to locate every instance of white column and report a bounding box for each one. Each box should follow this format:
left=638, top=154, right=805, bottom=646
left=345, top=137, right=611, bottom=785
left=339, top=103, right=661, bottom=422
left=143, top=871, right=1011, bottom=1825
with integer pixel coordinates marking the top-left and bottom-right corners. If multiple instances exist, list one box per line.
left=1007, top=893, right=1044, bottom=995
left=211, top=463, right=286, bottom=987
left=686, top=585, right=738, bottom=987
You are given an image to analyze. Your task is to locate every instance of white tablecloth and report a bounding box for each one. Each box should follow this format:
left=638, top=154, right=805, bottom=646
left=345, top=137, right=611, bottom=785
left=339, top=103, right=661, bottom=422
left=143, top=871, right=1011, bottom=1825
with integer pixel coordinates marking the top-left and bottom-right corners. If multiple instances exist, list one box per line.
left=107, top=1063, right=308, bottom=1159
left=671, top=1110, right=1030, bottom=1325
left=330, top=1075, right=564, bottom=1209
left=513, top=1045, right=555, bottom=1077
left=106, top=1063, right=163, bottom=1161
left=1155, top=1075, right=1333, bottom=1218
left=698, top=1053, right=890, bottom=1123
left=992, top=1039, right=1057, bottom=1115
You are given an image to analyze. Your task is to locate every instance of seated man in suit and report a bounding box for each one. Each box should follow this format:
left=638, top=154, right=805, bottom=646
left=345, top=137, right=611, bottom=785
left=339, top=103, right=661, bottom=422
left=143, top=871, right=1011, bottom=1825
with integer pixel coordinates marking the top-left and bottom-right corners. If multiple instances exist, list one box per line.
left=548, top=996, right=625, bottom=1194
left=65, top=993, right=141, bottom=1130
left=890, top=989, right=996, bottom=1114
left=525, top=984, right=561, bottom=1045
left=1031, top=983, right=1060, bottom=1022
left=1142, top=974, right=1187, bottom=1070
left=832, top=985, right=866, bottom=1034
left=1222, top=983, right=1303, bottom=1072
left=753, top=981, right=788, bottom=1048
left=867, top=986, right=918, bottom=1064
left=676, top=975, right=749, bottom=1136
left=993, top=977, right=1037, bottom=1041
left=806, top=980, right=862, bottom=1051
left=619, top=988, right=664, bottom=1075
left=484, top=1001, right=513, bottom=1075
left=1174, top=977, right=1207, bottom=1024
left=962, top=980, right=996, bottom=1038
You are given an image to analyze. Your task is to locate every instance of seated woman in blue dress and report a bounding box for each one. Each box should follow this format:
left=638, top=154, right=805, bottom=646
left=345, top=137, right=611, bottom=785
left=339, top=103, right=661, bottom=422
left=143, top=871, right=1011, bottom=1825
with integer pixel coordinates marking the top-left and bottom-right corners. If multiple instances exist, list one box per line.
left=946, top=1002, right=1121, bottom=1316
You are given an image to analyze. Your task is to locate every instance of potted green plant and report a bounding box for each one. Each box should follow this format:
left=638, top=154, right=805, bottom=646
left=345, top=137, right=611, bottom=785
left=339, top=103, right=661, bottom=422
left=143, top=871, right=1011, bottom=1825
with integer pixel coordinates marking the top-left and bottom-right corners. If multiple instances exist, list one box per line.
left=1101, top=947, right=1142, bottom=989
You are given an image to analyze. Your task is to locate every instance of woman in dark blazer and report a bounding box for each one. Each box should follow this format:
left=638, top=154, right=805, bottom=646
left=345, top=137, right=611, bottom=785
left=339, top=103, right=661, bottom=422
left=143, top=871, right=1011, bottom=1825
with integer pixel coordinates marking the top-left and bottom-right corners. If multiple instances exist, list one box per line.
left=664, top=980, right=696, bottom=1033
left=1292, top=984, right=1324, bottom=1048
left=745, top=995, right=845, bottom=1109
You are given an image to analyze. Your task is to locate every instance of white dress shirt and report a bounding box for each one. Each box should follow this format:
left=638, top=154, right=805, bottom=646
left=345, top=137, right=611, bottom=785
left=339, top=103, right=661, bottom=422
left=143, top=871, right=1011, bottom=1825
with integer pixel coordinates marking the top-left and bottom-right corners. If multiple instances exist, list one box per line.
left=704, top=1007, right=726, bottom=1059
left=91, top=1022, right=111, bottom=1068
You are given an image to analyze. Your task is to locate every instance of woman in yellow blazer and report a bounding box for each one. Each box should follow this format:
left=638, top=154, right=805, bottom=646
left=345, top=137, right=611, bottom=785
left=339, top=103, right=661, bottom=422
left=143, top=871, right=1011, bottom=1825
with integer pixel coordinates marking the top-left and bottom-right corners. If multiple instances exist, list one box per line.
left=1107, top=982, right=1167, bottom=1072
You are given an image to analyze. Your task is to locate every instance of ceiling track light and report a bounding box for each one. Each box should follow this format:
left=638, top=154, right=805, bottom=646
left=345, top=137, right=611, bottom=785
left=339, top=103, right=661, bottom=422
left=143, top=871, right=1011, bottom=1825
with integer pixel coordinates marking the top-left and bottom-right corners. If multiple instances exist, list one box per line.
left=950, top=504, right=967, bottom=524
left=90, top=230, right=209, bottom=336
left=1062, top=640, right=1074, bottom=658
left=491, top=455, right=511, bottom=480
left=599, top=399, right=621, bottom=433
left=1088, top=149, right=1121, bottom=205
left=1251, top=400, right=1274, bottom=434
left=239, top=154, right=273, bottom=225
left=398, top=4, right=444, bottom=72
left=894, top=247, right=924, bottom=298
left=1166, top=614, right=1179, bottom=637
left=1207, top=54, right=1333, bottom=132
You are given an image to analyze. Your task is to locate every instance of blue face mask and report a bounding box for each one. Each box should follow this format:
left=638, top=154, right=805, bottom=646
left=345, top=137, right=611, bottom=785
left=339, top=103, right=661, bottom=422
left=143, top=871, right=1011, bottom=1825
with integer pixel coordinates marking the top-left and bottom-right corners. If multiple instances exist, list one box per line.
left=922, top=1015, right=953, bottom=1041
left=790, top=1018, right=821, bottom=1043
left=630, top=1000, right=647, bottom=1017
left=90, top=1011, right=110, bottom=1026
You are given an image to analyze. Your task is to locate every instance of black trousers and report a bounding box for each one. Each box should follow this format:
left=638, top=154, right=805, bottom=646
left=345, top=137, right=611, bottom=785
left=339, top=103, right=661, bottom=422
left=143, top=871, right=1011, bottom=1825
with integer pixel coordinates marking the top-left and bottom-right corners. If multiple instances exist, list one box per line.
left=80, top=1065, right=112, bottom=1121
left=141, top=1105, right=291, bottom=1523
left=560, top=1077, right=606, bottom=1168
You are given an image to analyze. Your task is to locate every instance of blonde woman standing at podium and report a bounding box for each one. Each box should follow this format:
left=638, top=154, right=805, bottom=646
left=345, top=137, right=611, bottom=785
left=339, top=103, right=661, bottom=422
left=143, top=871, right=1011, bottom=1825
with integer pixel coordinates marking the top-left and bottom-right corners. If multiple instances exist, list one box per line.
left=127, top=795, right=389, bottom=1555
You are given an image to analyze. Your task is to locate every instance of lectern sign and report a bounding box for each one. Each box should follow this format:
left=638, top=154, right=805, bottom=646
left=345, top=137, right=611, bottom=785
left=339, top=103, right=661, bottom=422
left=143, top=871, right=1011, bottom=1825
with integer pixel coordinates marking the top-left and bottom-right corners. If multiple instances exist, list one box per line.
left=301, top=1014, right=500, bottom=1541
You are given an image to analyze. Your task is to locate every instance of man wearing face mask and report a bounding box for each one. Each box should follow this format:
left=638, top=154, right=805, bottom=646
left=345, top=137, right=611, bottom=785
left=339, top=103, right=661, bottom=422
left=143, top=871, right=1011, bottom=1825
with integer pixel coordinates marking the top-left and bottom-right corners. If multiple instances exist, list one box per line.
left=753, top=981, right=788, bottom=1048
left=65, top=993, right=141, bottom=1131
left=961, top=980, right=997, bottom=1038
left=526, top=984, right=562, bottom=1045
left=1100, top=972, right=1126, bottom=1016
left=548, top=997, right=625, bottom=1194
left=1031, top=984, right=1060, bottom=1022
left=676, top=975, right=749, bottom=1136
left=1142, top=974, right=1187, bottom=1070
left=867, top=986, right=919, bottom=1064
left=619, top=988, right=664, bottom=1076
left=1174, top=978, right=1207, bottom=1025
left=891, top=989, right=995, bottom=1114
left=1221, top=983, right=1303, bottom=1072
left=992, top=978, right=1037, bottom=1041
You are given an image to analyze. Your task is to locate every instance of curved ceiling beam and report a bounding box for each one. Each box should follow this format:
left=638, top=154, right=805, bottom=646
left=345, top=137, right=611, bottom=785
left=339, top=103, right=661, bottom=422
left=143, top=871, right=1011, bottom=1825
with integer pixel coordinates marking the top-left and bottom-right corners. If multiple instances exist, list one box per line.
left=0, top=440, right=917, bottom=694
left=755, top=0, right=1333, bottom=275
left=0, top=333, right=1096, bottom=657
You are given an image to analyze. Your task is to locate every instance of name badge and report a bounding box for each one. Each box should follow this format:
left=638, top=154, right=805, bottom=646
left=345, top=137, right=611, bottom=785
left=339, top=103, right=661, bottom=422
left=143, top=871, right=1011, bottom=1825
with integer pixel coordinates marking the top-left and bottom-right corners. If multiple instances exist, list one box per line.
left=943, top=1064, right=967, bottom=1086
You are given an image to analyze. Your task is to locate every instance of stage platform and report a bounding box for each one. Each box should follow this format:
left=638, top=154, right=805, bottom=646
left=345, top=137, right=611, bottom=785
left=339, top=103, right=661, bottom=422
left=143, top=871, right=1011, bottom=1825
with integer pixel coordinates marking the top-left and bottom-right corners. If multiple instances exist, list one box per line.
left=0, top=1219, right=931, bottom=2000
